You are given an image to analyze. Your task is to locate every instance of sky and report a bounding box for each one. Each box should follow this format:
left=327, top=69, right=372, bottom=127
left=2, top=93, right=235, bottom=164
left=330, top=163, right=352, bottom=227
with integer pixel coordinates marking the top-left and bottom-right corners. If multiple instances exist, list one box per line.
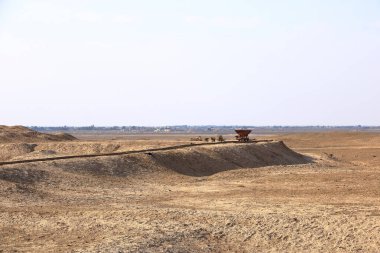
left=0, top=0, right=379, bottom=126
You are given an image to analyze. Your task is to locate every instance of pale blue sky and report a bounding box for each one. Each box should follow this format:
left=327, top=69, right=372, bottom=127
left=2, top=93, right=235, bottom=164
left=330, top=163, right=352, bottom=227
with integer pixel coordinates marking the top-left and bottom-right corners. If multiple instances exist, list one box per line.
left=0, top=0, right=379, bottom=126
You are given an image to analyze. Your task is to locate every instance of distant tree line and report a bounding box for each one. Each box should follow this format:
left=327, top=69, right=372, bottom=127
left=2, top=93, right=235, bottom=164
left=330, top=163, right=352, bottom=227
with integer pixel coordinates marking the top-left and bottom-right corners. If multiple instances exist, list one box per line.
left=30, top=125, right=380, bottom=134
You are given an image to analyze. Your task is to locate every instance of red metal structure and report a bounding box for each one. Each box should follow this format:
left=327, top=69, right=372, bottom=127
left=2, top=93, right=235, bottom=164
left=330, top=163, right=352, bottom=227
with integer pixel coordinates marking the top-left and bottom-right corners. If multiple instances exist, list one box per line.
left=235, top=129, right=252, bottom=142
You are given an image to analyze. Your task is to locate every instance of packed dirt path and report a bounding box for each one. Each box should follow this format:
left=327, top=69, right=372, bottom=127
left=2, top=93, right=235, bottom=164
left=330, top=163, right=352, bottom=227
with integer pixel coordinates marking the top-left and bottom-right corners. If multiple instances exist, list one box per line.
left=0, top=132, right=380, bottom=252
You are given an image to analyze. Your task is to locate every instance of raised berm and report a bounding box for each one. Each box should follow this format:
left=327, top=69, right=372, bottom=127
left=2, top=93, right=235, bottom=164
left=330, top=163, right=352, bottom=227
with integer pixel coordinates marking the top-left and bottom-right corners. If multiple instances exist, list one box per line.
left=0, top=141, right=311, bottom=191
left=150, top=141, right=312, bottom=176
left=0, top=125, right=76, bottom=143
left=46, top=141, right=312, bottom=178
left=0, top=126, right=77, bottom=161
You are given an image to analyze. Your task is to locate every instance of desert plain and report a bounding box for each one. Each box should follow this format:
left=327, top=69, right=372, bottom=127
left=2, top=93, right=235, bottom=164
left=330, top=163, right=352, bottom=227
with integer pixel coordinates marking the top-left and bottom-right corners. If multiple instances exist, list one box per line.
left=0, top=126, right=380, bottom=252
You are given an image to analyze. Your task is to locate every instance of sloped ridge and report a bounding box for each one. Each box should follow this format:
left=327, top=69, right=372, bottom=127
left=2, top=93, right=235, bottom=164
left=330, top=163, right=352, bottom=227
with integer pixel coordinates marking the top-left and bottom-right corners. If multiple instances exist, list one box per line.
left=0, top=143, right=37, bottom=161
left=55, top=154, right=160, bottom=177
left=0, top=125, right=77, bottom=143
left=0, top=142, right=312, bottom=188
left=52, top=141, right=311, bottom=178
left=152, top=141, right=311, bottom=176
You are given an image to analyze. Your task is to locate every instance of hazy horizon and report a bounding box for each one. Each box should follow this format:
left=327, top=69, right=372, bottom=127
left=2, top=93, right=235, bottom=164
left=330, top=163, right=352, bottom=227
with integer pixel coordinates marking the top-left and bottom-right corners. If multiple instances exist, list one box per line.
left=26, top=124, right=380, bottom=128
left=1, top=0, right=379, bottom=126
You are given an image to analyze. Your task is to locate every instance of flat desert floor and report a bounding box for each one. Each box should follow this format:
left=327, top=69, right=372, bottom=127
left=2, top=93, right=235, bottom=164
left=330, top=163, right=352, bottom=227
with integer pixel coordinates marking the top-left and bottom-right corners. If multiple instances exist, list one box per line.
left=1, top=132, right=380, bottom=252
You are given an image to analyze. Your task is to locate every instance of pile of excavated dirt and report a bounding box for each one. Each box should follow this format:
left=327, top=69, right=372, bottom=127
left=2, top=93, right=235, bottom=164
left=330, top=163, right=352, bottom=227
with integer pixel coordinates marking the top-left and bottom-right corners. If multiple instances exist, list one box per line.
left=0, top=141, right=187, bottom=162
left=3, top=143, right=122, bottom=161
left=0, top=125, right=77, bottom=143
left=149, top=141, right=311, bottom=176
left=35, top=142, right=121, bottom=155
left=0, top=142, right=311, bottom=183
left=0, top=141, right=312, bottom=207
left=0, top=143, right=37, bottom=161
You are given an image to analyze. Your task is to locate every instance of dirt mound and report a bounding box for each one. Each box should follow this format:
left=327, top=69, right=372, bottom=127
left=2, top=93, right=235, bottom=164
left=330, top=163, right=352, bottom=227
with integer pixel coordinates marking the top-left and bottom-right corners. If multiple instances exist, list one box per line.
left=0, top=125, right=77, bottom=143
left=36, top=142, right=121, bottom=155
left=0, top=142, right=123, bottom=162
left=48, top=141, right=311, bottom=178
left=0, top=143, right=37, bottom=161
left=0, top=142, right=311, bottom=193
left=152, top=141, right=311, bottom=176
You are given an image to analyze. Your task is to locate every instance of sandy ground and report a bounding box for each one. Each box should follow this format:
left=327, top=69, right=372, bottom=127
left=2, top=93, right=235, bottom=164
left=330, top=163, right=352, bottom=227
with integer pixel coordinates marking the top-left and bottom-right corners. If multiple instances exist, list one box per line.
left=0, top=132, right=380, bottom=252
